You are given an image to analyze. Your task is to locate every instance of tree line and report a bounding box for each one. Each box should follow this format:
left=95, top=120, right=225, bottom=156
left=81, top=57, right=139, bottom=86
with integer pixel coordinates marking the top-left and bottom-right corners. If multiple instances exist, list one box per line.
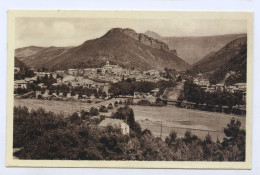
left=13, top=105, right=245, bottom=161
left=14, top=68, right=35, bottom=80
left=179, top=80, right=245, bottom=107
left=109, top=80, right=175, bottom=97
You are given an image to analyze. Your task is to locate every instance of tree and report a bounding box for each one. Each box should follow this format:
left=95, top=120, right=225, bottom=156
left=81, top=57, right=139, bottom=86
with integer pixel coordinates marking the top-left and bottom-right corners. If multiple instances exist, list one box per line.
left=222, top=118, right=246, bottom=161
left=101, top=91, right=107, bottom=99
left=107, top=103, right=113, bottom=109
left=99, top=105, right=108, bottom=113
left=177, top=75, right=182, bottom=82
left=165, top=130, right=177, bottom=146
left=89, top=107, right=99, bottom=116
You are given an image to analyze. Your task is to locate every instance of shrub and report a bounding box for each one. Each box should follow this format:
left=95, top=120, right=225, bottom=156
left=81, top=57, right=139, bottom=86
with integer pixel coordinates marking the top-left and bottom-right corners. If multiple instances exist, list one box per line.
left=107, top=103, right=113, bottom=109
left=89, top=107, right=99, bottom=116
left=99, top=105, right=108, bottom=113
left=137, top=100, right=151, bottom=106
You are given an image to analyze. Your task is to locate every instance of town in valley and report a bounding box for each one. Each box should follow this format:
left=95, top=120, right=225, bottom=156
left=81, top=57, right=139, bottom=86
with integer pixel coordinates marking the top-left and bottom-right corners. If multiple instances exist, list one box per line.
left=12, top=18, right=247, bottom=161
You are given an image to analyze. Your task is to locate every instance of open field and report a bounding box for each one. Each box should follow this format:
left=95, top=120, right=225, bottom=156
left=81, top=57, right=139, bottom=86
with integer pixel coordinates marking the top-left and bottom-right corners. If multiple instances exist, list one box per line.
left=131, top=105, right=246, bottom=142
left=14, top=99, right=115, bottom=117
left=14, top=99, right=246, bottom=142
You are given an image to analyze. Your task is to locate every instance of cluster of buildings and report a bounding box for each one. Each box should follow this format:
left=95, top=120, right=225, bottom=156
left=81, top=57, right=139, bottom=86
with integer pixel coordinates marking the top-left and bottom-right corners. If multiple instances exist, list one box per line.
left=14, top=66, right=109, bottom=98
left=192, top=73, right=246, bottom=103
left=66, top=61, right=169, bottom=83
left=14, top=60, right=170, bottom=101
left=133, top=88, right=160, bottom=103
left=193, top=73, right=246, bottom=93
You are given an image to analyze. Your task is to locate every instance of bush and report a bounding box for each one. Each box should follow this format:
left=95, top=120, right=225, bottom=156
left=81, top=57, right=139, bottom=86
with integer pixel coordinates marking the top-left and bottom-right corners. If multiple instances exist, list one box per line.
left=107, top=103, right=113, bottom=109
left=137, top=100, right=151, bottom=106
left=99, top=105, right=108, bottom=113
left=81, top=111, right=90, bottom=120
left=89, top=107, right=99, bottom=116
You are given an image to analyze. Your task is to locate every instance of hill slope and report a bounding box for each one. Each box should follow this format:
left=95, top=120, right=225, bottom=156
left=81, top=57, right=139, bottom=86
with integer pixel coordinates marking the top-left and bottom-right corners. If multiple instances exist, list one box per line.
left=15, top=57, right=28, bottom=68
left=16, top=46, right=72, bottom=69
left=17, top=28, right=190, bottom=71
left=144, top=31, right=246, bottom=64
left=15, top=46, right=45, bottom=57
left=190, top=37, right=247, bottom=85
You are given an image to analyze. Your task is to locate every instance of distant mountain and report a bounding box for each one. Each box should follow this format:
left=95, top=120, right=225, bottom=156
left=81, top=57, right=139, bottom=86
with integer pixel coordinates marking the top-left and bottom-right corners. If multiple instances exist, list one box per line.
left=17, top=28, right=190, bottom=71
left=15, top=57, right=28, bottom=68
left=17, top=46, right=72, bottom=69
left=144, top=30, right=162, bottom=40
left=189, top=37, right=247, bottom=85
left=15, top=46, right=45, bottom=57
left=144, top=31, right=247, bottom=64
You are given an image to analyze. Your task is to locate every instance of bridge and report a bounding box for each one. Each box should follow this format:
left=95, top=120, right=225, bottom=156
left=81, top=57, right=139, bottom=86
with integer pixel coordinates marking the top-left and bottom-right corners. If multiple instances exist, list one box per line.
left=81, top=98, right=124, bottom=112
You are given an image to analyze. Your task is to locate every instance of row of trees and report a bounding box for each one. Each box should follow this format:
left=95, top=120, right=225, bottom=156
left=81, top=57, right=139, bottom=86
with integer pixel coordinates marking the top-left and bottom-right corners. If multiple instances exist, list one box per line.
left=109, top=80, right=175, bottom=97
left=44, top=84, right=107, bottom=99
left=13, top=106, right=245, bottom=161
left=14, top=68, right=35, bottom=80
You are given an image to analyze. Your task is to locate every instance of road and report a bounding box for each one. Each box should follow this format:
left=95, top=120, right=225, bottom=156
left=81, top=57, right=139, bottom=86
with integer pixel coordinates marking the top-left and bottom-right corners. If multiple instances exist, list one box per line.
left=162, top=82, right=184, bottom=101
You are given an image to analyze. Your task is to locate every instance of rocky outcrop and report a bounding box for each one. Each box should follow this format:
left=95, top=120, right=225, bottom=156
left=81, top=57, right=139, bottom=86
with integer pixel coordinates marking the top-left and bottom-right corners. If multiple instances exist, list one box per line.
left=107, top=28, right=170, bottom=52
left=170, top=49, right=177, bottom=55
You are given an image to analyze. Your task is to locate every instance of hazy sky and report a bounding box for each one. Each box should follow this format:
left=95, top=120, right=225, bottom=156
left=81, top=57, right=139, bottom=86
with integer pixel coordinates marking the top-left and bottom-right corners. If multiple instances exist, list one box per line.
left=15, top=17, right=247, bottom=48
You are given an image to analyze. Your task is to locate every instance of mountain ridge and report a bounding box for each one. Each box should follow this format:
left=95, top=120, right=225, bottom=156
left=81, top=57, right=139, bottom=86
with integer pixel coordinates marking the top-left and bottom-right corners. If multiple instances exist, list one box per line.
left=189, top=37, right=247, bottom=85
left=144, top=31, right=247, bottom=64
left=15, top=28, right=190, bottom=71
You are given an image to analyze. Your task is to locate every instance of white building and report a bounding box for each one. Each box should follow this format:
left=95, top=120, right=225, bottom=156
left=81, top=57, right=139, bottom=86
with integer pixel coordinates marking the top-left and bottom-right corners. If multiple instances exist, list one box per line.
left=38, top=83, right=47, bottom=88
left=234, top=83, right=246, bottom=91
left=98, top=118, right=130, bottom=135
left=34, top=72, right=51, bottom=78
left=68, top=69, right=78, bottom=75
left=14, top=80, right=28, bottom=89
left=63, top=75, right=76, bottom=83
left=102, top=60, right=123, bottom=74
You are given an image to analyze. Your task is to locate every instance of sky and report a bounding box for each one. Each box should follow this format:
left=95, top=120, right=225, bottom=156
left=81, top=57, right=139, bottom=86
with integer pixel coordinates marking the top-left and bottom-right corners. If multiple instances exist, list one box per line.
left=15, top=17, right=247, bottom=48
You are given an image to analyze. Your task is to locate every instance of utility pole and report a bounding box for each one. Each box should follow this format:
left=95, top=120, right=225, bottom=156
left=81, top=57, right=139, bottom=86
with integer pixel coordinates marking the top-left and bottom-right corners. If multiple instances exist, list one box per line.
left=160, top=121, right=163, bottom=139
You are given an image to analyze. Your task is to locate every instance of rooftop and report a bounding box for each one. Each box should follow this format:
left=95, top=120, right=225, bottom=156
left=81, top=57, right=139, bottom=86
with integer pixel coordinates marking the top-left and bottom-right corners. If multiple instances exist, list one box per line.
left=99, top=118, right=127, bottom=127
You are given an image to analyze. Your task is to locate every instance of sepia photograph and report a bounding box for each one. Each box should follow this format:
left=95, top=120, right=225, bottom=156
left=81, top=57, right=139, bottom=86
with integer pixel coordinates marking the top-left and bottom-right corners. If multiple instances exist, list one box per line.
left=6, top=10, right=253, bottom=168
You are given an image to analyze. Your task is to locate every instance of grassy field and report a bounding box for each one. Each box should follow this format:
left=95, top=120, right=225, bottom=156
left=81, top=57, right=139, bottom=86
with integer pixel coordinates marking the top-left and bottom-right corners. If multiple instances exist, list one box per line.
left=131, top=105, right=246, bottom=142
left=14, top=99, right=246, bottom=142
left=14, top=99, right=114, bottom=117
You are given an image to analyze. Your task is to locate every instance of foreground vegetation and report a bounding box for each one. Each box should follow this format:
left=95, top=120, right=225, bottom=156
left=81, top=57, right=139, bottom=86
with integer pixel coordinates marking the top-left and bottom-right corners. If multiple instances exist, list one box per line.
left=13, top=106, right=245, bottom=161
